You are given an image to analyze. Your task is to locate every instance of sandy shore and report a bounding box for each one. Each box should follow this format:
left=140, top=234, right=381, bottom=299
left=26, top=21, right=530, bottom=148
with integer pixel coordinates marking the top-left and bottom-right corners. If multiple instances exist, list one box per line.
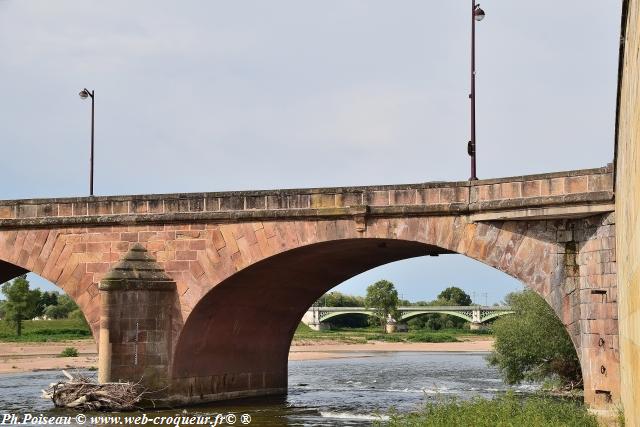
left=0, top=338, right=493, bottom=373
left=289, top=338, right=494, bottom=361
left=0, top=341, right=98, bottom=374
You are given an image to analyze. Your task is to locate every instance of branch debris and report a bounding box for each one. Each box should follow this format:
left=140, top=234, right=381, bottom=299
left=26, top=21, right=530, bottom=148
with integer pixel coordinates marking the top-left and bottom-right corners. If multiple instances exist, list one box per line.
left=42, top=370, right=145, bottom=411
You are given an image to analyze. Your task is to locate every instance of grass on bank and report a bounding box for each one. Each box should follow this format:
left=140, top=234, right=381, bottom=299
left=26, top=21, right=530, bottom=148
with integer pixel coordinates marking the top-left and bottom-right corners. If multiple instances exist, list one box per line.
left=0, top=319, right=487, bottom=343
left=0, top=319, right=91, bottom=342
left=379, top=392, right=599, bottom=427
left=293, top=323, right=491, bottom=344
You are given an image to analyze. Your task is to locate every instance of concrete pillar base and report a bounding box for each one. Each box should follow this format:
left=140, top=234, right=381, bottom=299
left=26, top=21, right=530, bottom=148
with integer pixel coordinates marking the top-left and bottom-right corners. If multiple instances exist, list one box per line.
left=309, top=323, right=330, bottom=331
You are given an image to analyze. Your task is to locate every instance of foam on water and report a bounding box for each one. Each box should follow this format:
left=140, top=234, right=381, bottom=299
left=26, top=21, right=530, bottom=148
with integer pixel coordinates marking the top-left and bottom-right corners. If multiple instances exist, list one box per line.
left=320, top=411, right=390, bottom=421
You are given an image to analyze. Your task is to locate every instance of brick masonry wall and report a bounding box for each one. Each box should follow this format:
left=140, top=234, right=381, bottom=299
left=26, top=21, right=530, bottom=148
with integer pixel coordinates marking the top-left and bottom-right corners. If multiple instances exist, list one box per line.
left=102, top=287, right=175, bottom=391
left=0, top=212, right=619, bottom=407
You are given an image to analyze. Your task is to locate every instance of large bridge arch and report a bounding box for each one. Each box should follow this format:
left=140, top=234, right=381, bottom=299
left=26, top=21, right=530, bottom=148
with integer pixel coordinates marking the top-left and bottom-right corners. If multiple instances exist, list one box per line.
left=168, top=214, right=605, bottom=404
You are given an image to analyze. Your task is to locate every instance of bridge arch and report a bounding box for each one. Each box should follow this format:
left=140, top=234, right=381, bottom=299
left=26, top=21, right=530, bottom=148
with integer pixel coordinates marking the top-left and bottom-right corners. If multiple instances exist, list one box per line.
left=399, top=310, right=474, bottom=323
left=0, top=231, right=102, bottom=336
left=319, top=311, right=376, bottom=323
left=169, top=215, right=585, bottom=404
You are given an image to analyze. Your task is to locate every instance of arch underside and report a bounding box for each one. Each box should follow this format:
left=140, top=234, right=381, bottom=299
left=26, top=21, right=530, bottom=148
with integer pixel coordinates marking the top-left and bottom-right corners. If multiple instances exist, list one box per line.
left=171, top=238, right=441, bottom=379
left=0, top=259, right=28, bottom=284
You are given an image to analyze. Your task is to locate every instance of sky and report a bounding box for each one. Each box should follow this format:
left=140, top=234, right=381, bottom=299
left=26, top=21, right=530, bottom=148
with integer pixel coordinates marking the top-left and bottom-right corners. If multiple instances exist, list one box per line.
left=0, top=1, right=622, bottom=304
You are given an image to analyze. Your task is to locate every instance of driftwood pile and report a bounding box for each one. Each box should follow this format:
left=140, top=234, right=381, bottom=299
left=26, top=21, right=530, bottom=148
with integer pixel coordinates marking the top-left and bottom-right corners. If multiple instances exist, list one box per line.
left=42, top=370, right=144, bottom=411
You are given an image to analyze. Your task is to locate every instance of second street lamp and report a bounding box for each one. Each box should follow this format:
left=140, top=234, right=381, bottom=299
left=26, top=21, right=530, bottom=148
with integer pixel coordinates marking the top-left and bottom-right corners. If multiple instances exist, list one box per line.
left=79, top=88, right=95, bottom=196
left=468, top=1, right=485, bottom=181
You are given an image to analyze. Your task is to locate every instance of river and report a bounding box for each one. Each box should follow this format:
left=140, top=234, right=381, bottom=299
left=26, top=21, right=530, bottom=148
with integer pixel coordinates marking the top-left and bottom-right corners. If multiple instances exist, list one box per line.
left=0, top=352, right=537, bottom=426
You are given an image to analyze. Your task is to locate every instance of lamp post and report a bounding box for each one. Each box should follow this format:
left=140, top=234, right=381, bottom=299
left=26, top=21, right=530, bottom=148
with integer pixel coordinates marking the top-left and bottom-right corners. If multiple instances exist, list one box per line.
left=79, top=88, right=95, bottom=196
left=468, top=2, right=485, bottom=181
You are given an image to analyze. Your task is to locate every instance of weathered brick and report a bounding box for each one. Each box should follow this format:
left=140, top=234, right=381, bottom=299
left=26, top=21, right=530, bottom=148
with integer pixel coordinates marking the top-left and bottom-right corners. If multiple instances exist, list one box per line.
left=588, top=173, right=613, bottom=192
left=500, top=182, right=522, bottom=198
left=549, top=178, right=565, bottom=195
left=16, top=204, right=37, bottom=218
left=131, top=200, right=148, bottom=214
left=522, top=180, right=542, bottom=197
left=417, top=188, right=440, bottom=204
left=288, top=195, right=310, bottom=209
left=148, top=200, right=163, bottom=214
left=37, top=204, right=56, bottom=217
left=310, top=194, right=336, bottom=208
left=336, top=192, right=363, bottom=207
left=189, top=198, right=204, bottom=212
left=391, top=190, right=416, bottom=205
left=266, top=195, right=287, bottom=209
left=245, top=196, right=266, bottom=210
left=365, top=191, right=389, bottom=206
left=220, top=197, right=244, bottom=211
left=565, top=176, right=588, bottom=194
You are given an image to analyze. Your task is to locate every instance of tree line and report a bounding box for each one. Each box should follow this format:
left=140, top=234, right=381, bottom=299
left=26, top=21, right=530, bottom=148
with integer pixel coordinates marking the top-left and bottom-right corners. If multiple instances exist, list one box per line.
left=0, top=275, right=83, bottom=335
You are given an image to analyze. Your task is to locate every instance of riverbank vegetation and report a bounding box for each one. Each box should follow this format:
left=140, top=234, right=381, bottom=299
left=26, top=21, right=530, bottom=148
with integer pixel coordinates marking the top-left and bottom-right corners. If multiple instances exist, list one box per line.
left=380, top=392, right=599, bottom=427
left=0, top=319, right=91, bottom=342
left=488, top=290, right=582, bottom=390
left=1, top=275, right=87, bottom=337
left=292, top=322, right=488, bottom=344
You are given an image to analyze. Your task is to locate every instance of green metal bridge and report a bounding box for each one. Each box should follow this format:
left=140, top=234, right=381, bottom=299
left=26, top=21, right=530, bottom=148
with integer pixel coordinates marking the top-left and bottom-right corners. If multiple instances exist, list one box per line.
left=302, top=305, right=514, bottom=330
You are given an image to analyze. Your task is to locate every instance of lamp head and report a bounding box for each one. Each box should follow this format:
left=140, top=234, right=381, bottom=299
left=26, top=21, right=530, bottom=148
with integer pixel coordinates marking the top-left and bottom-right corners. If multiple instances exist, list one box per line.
left=474, top=6, right=485, bottom=21
left=79, top=89, right=90, bottom=99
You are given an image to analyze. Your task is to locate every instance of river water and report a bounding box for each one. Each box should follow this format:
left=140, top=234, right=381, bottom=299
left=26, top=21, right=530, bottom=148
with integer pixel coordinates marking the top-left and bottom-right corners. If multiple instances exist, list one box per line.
left=0, top=352, right=537, bottom=426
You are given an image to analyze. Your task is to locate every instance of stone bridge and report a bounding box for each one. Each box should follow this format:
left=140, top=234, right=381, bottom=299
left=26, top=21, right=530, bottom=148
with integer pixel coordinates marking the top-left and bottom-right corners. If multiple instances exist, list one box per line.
left=301, top=305, right=514, bottom=330
left=0, top=166, right=618, bottom=408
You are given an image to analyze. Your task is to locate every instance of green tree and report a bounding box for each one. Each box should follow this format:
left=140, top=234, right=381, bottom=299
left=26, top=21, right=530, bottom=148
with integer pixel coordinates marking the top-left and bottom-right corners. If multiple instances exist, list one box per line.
left=437, top=286, right=472, bottom=306
left=43, top=294, right=78, bottom=319
left=57, top=294, right=78, bottom=313
left=487, top=290, right=582, bottom=388
left=365, top=280, right=399, bottom=331
left=1, top=275, right=41, bottom=336
left=320, top=291, right=365, bottom=307
left=43, top=304, right=69, bottom=319
left=40, top=291, right=59, bottom=308
left=33, top=290, right=58, bottom=318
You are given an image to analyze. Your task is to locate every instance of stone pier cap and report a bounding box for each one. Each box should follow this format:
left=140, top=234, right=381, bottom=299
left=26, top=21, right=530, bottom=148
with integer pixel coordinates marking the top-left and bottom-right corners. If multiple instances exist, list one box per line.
left=99, top=243, right=175, bottom=291
left=0, top=165, right=614, bottom=228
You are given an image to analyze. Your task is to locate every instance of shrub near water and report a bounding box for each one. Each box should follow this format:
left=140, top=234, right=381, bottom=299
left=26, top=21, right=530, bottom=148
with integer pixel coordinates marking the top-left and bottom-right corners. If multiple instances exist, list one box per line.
left=381, top=392, right=598, bottom=427
left=59, top=347, right=79, bottom=358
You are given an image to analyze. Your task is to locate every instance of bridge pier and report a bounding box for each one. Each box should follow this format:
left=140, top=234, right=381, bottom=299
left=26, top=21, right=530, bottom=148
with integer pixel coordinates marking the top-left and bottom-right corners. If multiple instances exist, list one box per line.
left=469, top=322, right=482, bottom=331
left=308, top=322, right=330, bottom=331
left=98, top=245, right=177, bottom=395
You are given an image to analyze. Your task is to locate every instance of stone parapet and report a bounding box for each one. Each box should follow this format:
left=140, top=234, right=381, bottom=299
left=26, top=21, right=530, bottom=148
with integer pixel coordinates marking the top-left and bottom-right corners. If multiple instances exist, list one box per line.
left=0, top=166, right=614, bottom=228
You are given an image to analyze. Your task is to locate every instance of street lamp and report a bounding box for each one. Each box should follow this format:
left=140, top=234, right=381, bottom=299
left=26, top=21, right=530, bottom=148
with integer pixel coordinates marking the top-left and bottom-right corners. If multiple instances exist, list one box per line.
left=468, top=2, right=485, bottom=181
left=79, top=88, right=95, bottom=196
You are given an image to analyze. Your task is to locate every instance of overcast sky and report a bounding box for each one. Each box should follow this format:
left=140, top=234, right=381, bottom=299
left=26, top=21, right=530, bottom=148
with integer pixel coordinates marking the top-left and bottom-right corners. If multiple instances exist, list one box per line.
left=0, top=1, right=622, bottom=303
